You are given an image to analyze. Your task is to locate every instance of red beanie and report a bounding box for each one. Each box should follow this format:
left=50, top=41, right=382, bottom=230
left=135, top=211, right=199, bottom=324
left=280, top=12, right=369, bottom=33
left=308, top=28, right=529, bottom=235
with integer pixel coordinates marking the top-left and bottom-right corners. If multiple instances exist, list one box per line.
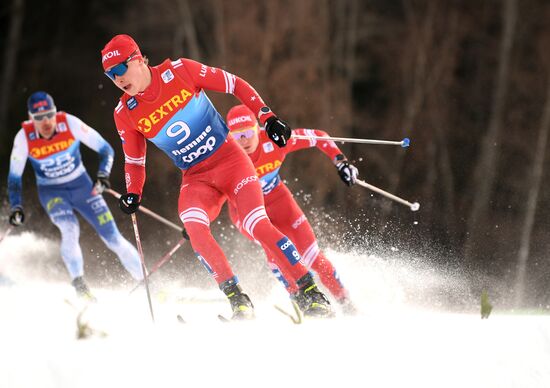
left=226, top=105, right=257, bottom=131
left=101, top=34, right=142, bottom=70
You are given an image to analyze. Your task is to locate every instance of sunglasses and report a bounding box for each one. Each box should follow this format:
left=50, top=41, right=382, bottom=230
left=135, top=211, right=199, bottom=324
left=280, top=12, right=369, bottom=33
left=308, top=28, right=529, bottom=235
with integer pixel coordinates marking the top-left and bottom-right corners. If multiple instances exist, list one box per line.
left=230, top=127, right=257, bottom=140
left=31, top=110, right=56, bottom=121
left=104, top=51, right=138, bottom=81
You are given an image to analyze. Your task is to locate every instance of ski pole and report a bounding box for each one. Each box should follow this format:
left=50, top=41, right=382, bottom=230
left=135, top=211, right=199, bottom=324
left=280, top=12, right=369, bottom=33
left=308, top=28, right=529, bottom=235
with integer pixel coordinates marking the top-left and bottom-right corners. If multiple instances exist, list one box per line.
left=129, top=237, right=187, bottom=295
left=131, top=213, right=155, bottom=323
left=105, top=188, right=188, bottom=239
left=291, top=133, right=410, bottom=148
left=0, top=226, right=13, bottom=244
left=356, top=179, right=420, bottom=211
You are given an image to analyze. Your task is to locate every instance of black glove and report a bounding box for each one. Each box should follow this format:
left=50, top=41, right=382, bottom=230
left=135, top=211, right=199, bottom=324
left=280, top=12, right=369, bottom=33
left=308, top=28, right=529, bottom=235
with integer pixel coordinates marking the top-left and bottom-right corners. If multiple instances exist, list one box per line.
left=181, top=227, right=190, bottom=240
left=9, top=206, right=25, bottom=227
left=94, top=173, right=111, bottom=195
left=265, top=116, right=292, bottom=147
left=119, top=193, right=141, bottom=214
left=336, top=159, right=359, bottom=187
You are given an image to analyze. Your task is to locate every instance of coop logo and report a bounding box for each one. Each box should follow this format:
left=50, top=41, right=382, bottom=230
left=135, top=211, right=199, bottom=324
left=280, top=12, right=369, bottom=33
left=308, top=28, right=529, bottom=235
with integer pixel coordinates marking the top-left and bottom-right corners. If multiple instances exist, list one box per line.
left=136, top=89, right=193, bottom=133
left=102, top=50, right=120, bottom=62
left=276, top=237, right=300, bottom=265
left=228, top=115, right=254, bottom=127
left=233, top=175, right=258, bottom=195
left=30, top=139, right=74, bottom=158
left=256, top=160, right=281, bottom=175
left=180, top=137, right=217, bottom=163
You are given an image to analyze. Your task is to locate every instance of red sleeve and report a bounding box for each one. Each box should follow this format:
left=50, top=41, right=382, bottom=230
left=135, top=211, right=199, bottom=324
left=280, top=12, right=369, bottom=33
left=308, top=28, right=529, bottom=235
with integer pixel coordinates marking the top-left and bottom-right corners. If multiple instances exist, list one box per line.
left=177, top=58, right=275, bottom=124
left=113, top=107, right=147, bottom=196
left=284, top=128, right=343, bottom=161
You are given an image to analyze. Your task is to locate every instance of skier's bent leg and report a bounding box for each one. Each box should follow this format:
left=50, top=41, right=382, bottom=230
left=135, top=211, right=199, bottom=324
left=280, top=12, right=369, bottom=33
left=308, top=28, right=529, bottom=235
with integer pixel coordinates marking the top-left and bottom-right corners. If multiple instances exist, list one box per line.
left=101, top=232, right=144, bottom=281
left=80, top=196, right=144, bottom=281
left=182, top=217, right=235, bottom=283
left=55, top=218, right=84, bottom=280
left=310, top=251, right=348, bottom=300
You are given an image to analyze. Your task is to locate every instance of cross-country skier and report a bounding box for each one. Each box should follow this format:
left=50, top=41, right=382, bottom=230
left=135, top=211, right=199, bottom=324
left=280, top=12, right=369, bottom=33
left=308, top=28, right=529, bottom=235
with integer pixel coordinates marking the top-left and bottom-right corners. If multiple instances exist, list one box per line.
left=101, top=34, right=332, bottom=319
left=226, top=104, right=358, bottom=314
left=7, top=92, right=144, bottom=300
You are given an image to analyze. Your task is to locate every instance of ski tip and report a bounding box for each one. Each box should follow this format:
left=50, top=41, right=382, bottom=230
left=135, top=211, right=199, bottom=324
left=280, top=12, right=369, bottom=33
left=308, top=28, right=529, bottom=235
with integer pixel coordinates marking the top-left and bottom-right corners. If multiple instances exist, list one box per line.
left=176, top=314, right=186, bottom=324
left=217, top=314, right=231, bottom=323
left=401, top=138, right=410, bottom=148
left=410, top=202, right=420, bottom=211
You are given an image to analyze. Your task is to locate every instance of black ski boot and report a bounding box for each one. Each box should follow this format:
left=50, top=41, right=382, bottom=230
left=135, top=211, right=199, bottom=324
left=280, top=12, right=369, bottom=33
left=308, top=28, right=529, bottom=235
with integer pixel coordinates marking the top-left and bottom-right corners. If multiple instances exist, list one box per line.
left=295, top=273, right=333, bottom=318
left=71, top=276, right=97, bottom=302
left=221, top=280, right=254, bottom=320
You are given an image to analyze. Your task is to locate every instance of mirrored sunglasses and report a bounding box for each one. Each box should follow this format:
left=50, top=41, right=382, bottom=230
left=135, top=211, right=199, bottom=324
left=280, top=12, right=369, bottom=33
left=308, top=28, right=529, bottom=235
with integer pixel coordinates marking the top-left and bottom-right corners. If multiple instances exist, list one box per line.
left=31, top=110, right=56, bottom=121
left=230, top=127, right=257, bottom=140
left=104, top=51, right=138, bottom=81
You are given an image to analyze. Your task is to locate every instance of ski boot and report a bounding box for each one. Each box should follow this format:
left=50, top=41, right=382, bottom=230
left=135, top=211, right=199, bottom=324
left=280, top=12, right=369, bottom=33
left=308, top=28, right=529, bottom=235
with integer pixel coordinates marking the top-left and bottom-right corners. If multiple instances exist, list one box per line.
left=294, top=273, right=333, bottom=318
left=221, top=280, right=255, bottom=320
left=71, top=276, right=97, bottom=303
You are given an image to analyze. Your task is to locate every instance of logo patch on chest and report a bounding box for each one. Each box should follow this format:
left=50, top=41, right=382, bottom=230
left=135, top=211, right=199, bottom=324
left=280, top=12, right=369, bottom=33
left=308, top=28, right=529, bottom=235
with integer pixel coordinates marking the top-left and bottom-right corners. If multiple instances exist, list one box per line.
left=262, top=142, right=274, bottom=153
left=161, top=69, right=175, bottom=83
left=127, top=97, right=138, bottom=110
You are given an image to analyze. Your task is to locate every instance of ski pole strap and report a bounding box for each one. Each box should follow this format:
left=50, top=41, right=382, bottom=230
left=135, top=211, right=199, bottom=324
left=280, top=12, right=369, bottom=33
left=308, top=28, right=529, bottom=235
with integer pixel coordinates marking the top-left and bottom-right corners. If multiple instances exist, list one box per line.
left=355, top=179, right=420, bottom=211
left=105, top=188, right=186, bottom=235
left=291, top=134, right=410, bottom=147
left=131, top=213, right=155, bottom=323
left=129, top=237, right=187, bottom=295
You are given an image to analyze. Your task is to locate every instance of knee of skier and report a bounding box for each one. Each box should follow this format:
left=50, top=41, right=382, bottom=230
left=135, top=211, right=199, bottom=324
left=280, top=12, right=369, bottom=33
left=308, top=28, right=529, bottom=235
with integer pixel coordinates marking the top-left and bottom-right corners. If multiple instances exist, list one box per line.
left=179, top=208, right=211, bottom=242
left=182, top=221, right=211, bottom=242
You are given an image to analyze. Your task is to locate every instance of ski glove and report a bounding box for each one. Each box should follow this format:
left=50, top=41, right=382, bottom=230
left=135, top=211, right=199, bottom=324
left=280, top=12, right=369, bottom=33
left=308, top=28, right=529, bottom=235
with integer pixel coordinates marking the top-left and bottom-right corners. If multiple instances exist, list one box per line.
left=336, top=160, right=359, bottom=186
left=181, top=227, right=190, bottom=240
left=119, top=193, right=140, bottom=214
left=265, top=116, right=292, bottom=147
left=9, top=206, right=25, bottom=227
left=94, top=173, right=111, bottom=195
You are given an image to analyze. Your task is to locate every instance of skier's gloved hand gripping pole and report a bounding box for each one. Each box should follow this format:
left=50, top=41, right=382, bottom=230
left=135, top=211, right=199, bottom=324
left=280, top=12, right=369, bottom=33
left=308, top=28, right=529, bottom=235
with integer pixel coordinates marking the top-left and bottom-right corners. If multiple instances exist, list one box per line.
left=105, top=188, right=190, bottom=296
left=105, top=188, right=189, bottom=239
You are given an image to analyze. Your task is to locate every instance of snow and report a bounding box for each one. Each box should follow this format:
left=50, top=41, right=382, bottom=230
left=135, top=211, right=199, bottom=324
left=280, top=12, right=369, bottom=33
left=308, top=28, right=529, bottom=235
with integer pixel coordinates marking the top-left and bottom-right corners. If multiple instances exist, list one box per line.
left=1, top=231, right=550, bottom=388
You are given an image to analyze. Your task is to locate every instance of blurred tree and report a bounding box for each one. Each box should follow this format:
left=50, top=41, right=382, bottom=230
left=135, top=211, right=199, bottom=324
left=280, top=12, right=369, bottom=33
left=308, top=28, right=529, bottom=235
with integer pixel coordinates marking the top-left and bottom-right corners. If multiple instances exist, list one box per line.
left=0, top=0, right=25, bottom=142
left=464, top=0, right=518, bottom=261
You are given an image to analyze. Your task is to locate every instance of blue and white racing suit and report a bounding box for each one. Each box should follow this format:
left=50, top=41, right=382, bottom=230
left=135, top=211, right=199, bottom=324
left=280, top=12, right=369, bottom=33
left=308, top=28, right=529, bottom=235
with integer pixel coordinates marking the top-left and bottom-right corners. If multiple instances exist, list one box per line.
left=7, top=112, right=143, bottom=281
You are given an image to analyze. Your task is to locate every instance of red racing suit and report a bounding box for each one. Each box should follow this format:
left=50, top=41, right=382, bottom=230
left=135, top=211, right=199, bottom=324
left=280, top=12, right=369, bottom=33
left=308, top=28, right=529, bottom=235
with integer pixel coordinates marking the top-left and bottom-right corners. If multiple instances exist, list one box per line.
left=113, top=58, right=310, bottom=288
left=229, top=128, right=349, bottom=300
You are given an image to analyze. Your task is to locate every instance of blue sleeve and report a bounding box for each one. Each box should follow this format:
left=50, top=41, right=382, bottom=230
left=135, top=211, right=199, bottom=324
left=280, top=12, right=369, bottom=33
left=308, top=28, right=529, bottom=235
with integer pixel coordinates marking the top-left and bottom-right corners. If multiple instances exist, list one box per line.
left=66, top=113, right=114, bottom=177
left=7, top=173, right=23, bottom=209
left=98, top=142, right=114, bottom=176
left=7, top=129, right=28, bottom=209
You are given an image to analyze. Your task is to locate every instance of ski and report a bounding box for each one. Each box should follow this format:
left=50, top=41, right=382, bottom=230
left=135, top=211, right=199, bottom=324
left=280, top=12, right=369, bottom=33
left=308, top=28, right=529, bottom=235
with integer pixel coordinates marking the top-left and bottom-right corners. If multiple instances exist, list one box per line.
left=274, top=301, right=303, bottom=324
left=176, top=314, right=186, bottom=324
left=217, top=314, right=231, bottom=323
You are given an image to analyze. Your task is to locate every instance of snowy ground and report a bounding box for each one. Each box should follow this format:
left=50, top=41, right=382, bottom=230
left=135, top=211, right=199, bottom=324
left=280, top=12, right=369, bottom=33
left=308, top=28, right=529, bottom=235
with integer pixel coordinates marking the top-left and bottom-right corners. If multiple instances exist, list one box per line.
left=1, top=230, right=550, bottom=388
